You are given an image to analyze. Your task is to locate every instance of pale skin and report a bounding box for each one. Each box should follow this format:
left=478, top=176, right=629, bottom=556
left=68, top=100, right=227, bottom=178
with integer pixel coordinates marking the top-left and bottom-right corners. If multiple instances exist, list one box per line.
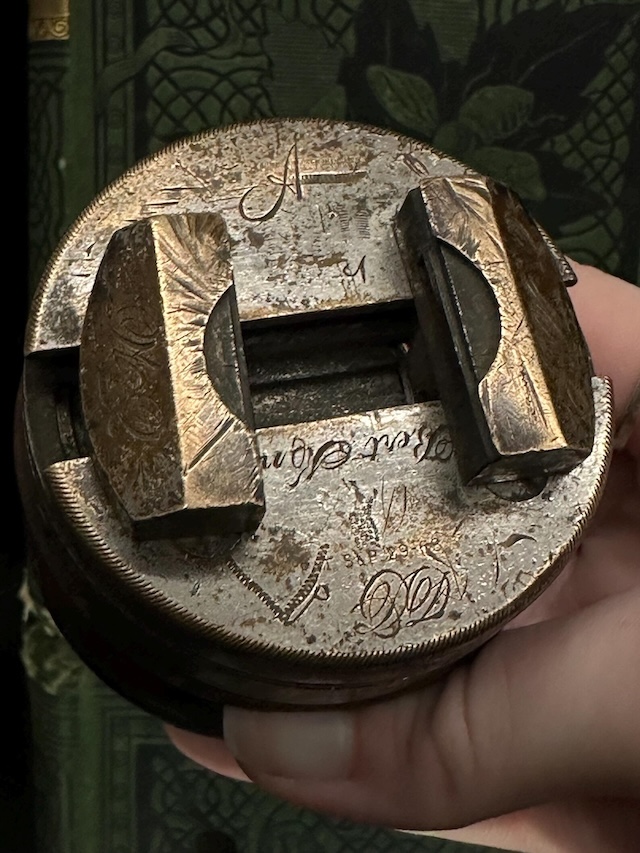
left=167, top=262, right=640, bottom=853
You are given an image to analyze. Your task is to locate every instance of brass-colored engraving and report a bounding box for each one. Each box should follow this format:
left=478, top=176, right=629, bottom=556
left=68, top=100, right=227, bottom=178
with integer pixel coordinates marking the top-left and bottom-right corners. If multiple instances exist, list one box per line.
left=80, top=213, right=264, bottom=537
left=397, top=175, right=595, bottom=483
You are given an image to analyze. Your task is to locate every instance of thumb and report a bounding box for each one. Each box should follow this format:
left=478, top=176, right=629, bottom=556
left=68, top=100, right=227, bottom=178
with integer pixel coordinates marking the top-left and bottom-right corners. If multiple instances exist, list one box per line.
left=222, top=589, right=640, bottom=829
left=166, top=263, right=640, bottom=830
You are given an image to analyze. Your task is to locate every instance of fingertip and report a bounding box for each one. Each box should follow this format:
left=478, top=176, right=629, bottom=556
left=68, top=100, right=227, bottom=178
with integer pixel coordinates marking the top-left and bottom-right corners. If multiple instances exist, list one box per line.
left=569, top=261, right=640, bottom=424
left=223, top=706, right=354, bottom=781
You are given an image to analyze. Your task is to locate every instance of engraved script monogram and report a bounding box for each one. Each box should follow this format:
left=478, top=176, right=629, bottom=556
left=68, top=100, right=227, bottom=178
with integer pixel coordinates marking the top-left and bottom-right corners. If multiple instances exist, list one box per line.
left=354, top=566, right=451, bottom=639
left=239, top=141, right=367, bottom=222
left=260, top=424, right=453, bottom=488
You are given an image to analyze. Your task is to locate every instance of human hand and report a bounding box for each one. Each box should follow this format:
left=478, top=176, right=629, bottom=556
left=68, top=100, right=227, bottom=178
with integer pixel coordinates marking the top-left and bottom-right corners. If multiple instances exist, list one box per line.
left=167, top=262, right=640, bottom=853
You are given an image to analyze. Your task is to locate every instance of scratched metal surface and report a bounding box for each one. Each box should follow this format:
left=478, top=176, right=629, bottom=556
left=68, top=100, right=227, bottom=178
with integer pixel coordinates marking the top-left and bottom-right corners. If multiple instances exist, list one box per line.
left=44, top=381, right=611, bottom=675
left=23, top=119, right=614, bottom=707
left=26, top=120, right=468, bottom=354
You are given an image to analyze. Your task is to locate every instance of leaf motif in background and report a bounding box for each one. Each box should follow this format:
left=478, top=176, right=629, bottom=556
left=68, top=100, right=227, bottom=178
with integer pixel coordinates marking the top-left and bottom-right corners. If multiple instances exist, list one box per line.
left=469, top=147, right=546, bottom=202
left=464, top=2, right=637, bottom=125
left=339, top=0, right=638, bottom=271
left=532, top=150, right=605, bottom=223
left=366, top=66, right=439, bottom=136
left=308, top=85, right=347, bottom=120
left=339, top=0, right=445, bottom=126
left=459, top=85, right=535, bottom=144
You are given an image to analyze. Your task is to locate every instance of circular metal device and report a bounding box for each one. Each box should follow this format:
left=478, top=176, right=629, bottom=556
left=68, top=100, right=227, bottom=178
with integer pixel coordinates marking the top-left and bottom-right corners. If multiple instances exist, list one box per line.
left=16, top=119, right=612, bottom=734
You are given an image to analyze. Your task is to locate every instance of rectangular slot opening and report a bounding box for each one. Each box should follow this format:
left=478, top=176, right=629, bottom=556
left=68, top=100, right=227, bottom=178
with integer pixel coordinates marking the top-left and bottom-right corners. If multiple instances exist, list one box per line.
left=241, top=300, right=436, bottom=428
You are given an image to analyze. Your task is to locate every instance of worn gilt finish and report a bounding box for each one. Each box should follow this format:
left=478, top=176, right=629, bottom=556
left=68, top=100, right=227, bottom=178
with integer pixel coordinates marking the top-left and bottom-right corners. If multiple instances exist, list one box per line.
left=80, top=213, right=264, bottom=537
left=18, top=120, right=612, bottom=724
left=396, top=176, right=595, bottom=485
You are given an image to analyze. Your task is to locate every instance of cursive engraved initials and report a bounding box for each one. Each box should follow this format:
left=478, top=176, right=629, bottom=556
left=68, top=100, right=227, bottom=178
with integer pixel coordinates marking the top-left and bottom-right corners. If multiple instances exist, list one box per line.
left=342, top=255, right=366, bottom=283
left=239, top=140, right=368, bottom=223
left=354, top=566, right=451, bottom=639
left=262, top=436, right=352, bottom=488
left=239, top=142, right=303, bottom=223
left=361, top=423, right=453, bottom=464
left=420, top=530, right=468, bottom=599
left=228, top=544, right=330, bottom=625
left=260, top=425, right=453, bottom=489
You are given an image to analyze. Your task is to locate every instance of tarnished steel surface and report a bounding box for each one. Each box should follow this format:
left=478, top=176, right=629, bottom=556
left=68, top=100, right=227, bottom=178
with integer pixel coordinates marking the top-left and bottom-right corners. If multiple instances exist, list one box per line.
left=17, top=119, right=612, bottom=725
left=42, top=381, right=610, bottom=703
left=26, top=120, right=467, bottom=354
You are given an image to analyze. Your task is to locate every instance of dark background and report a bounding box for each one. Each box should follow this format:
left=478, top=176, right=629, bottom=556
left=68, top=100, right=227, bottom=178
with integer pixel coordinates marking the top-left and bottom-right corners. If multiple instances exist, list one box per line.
left=1, top=6, right=35, bottom=852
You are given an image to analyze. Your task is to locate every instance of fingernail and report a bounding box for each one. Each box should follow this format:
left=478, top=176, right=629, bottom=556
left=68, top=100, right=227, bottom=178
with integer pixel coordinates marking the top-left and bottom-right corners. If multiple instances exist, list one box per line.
left=223, top=707, right=354, bottom=780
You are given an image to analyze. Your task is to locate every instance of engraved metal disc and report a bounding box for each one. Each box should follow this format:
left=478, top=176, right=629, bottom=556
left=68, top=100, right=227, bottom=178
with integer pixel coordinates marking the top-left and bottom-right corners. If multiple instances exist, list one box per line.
left=17, top=119, right=613, bottom=732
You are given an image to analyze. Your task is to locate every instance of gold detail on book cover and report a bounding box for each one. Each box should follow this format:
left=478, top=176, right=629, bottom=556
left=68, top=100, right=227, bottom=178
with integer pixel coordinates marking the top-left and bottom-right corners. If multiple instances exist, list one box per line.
left=28, top=0, right=69, bottom=42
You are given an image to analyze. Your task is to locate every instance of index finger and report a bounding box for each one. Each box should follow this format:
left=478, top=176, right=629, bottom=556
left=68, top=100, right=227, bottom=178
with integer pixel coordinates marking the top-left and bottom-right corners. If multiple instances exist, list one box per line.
left=569, top=261, right=640, bottom=454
